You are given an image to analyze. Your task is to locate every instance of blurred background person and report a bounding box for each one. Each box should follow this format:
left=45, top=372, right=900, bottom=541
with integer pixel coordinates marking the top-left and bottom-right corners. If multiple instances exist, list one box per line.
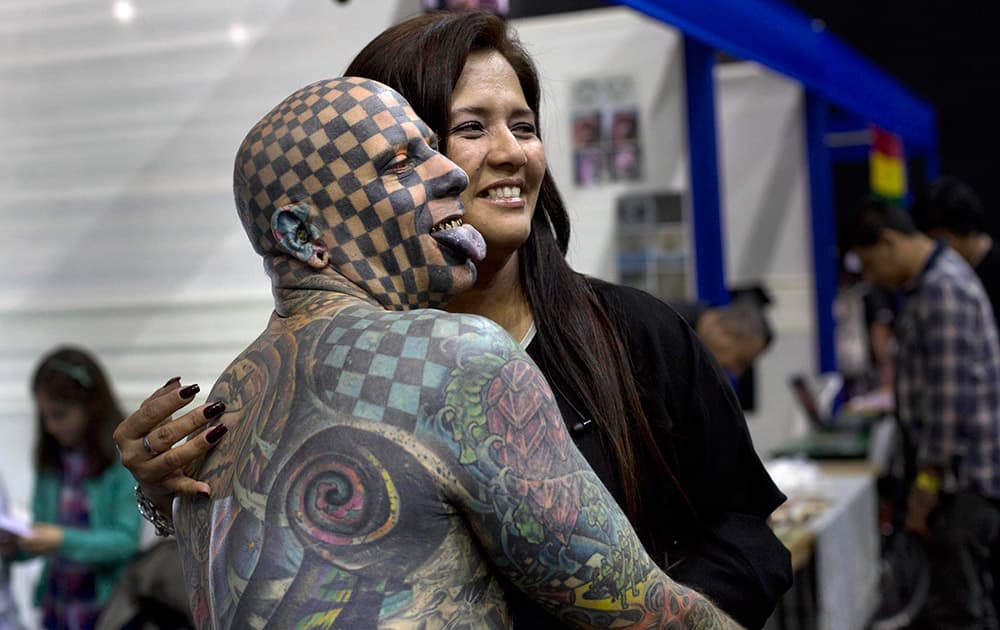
left=5, top=347, right=141, bottom=630
left=667, top=291, right=774, bottom=414
left=834, top=257, right=896, bottom=403
left=913, top=174, right=1000, bottom=328
left=669, top=294, right=773, bottom=385
left=845, top=197, right=1000, bottom=629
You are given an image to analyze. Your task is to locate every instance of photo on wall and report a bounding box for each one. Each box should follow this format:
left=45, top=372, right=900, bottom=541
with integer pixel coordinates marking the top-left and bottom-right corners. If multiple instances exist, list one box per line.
left=572, top=110, right=604, bottom=186
left=421, top=0, right=509, bottom=16
left=570, top=76, right=643, bottom=186
left=609, top=108, right=642, bottom=181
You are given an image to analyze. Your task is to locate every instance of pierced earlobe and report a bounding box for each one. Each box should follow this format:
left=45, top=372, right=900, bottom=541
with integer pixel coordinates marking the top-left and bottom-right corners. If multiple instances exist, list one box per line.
left=271, top=202, right=327, bottom=269
left=310, top=249, right=329, bottom=269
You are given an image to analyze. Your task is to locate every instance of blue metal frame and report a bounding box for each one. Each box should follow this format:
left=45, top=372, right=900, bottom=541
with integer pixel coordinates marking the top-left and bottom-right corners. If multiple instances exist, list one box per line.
left=805, top=93, right=838, bottom=373
left=612, top=0, right=938, bottom=373
left=683, top=36, right=728, bottom=306
left=613, top=0, right=936, bottom=153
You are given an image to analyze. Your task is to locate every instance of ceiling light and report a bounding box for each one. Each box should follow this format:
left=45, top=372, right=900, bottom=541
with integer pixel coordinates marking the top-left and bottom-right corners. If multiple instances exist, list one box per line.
left=112, top=1, right=135, bottom=23
left=229, top=23, right=249, bottom=46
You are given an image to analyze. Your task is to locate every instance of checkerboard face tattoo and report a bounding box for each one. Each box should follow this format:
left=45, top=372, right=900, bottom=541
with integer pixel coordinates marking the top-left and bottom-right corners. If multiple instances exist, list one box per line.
left=234, top=77, right=486, bottom=310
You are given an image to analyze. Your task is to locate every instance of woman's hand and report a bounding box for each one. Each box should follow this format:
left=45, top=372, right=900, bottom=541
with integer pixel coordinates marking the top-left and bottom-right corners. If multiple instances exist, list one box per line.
left=113, top=378, right=228, bottom=515
left=18, top=523, right=63, bottom=555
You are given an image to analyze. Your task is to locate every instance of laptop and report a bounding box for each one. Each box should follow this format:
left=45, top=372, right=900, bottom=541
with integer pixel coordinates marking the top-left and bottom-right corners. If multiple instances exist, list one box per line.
left=770, top=373, right=880, bottom=460
left=788, top=373, right=879, bottom=433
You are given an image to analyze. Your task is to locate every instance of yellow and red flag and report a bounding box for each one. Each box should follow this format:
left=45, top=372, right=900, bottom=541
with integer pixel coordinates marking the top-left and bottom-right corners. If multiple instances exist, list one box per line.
left=869, top=126, right=907, bottom=201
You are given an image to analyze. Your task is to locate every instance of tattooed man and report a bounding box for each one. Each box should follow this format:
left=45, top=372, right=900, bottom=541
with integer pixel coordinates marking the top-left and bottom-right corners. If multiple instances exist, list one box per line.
left=173, top=77, right=740, bottom=629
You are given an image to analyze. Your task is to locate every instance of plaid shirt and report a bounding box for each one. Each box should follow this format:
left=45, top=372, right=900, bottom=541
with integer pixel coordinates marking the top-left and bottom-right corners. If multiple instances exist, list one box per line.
left=42, top=451, right=100, bottom=630
left=895, top=243, right=1000, bottom=498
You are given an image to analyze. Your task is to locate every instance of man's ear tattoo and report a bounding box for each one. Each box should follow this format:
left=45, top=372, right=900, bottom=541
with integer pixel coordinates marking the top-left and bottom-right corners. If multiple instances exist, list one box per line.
left=271, top=203, right=329, bottom=269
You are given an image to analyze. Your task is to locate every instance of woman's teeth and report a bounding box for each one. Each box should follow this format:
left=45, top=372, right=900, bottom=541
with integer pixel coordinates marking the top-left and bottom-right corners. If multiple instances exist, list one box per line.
left=486, top=186, right=521, bottom=200
left=431, top=218, right=464, bottom=233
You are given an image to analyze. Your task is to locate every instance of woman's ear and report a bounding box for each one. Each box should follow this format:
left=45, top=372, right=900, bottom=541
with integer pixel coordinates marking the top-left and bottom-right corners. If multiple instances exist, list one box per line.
left=271, top=203, right=329, bottom=269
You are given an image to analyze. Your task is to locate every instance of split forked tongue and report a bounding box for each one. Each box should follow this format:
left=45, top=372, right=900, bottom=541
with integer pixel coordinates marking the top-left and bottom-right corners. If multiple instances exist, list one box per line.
left=430, top=224, right=487, bottom=262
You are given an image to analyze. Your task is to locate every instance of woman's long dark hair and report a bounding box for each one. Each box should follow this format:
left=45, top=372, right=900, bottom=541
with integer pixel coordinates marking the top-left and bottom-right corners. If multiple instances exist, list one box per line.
left=346, top=11, right=682, bottom=527
left=32, top=346, right=124, bottom=478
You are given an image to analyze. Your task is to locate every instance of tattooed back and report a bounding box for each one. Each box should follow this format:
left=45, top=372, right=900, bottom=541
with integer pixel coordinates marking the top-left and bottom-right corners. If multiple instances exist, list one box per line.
left=173, top=299, right=522, bottom=628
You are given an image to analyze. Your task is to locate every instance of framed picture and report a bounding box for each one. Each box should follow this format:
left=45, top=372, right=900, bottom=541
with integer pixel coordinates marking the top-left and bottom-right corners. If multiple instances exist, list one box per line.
left=421, top=0, right=509, bottom=16
left=570, top=77, right=643, bottom=186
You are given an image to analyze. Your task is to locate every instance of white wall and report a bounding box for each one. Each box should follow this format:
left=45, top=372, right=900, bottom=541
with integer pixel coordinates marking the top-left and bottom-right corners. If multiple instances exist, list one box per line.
left=715, top=62, right=817, bottom=454
left=515, top=8, right=689, bottom=276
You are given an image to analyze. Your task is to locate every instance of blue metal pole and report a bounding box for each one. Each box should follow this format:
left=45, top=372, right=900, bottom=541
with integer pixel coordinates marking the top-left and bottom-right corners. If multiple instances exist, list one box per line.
left=612, top=0, right=936, bottom=155
left=804, top=91, right=838, bottom=373
left=922, top=146, right=941, bottom=183
left=683, top=35, right=728, bottom=305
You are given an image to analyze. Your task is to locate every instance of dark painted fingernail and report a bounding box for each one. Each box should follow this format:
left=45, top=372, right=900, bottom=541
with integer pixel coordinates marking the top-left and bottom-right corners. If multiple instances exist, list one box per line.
left=203, top=401, right=226, bottom=420
left=198, top=491, right=211, bottom=500
left=164, top=376, right=181, bottom=388
left=205, top=424, right=228, bottom=444
left=179, top=384, right=200, bottom=399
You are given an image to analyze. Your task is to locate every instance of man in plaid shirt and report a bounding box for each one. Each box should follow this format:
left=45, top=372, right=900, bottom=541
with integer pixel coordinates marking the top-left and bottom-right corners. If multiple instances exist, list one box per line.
left=846, top=197, right=1000, bottom=629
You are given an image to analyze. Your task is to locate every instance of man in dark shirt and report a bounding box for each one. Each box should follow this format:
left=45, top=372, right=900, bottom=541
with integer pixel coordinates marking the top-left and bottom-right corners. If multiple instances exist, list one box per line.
left=669, top=298, right=771, bottom=383
left=669, top=295, right=773, bottom=413
left=913, top=175, right=1000, bottom=329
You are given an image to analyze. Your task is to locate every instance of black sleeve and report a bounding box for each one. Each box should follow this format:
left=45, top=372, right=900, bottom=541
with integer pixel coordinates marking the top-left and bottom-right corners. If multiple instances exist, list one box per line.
left=975, top=244, right=1000, bottom=331
left=591, top=279, right=792, bottom=629
left=664, top=299, right=708, bottom=330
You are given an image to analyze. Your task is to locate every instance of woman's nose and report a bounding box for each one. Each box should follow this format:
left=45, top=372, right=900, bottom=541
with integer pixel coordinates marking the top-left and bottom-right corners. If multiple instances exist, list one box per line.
left=488, top=127, right=528, bottom=170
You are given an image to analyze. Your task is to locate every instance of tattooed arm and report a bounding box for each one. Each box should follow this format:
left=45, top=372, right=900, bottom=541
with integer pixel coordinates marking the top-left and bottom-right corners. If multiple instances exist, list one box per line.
left=437, top=320, right=742, bottom=629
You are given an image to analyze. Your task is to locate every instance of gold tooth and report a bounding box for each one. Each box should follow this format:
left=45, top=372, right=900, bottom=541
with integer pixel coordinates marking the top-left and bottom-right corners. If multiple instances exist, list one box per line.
left=432, top=218, right=464, bottom=233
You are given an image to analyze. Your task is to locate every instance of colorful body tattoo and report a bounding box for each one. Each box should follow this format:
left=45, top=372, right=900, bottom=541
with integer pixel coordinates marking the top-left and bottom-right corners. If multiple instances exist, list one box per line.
left=174, top=78, right=737, bottom=629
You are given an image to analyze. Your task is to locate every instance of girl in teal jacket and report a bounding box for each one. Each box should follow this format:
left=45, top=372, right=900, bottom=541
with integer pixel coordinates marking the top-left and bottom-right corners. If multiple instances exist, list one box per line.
left=9, top=347, right=141, bottom=630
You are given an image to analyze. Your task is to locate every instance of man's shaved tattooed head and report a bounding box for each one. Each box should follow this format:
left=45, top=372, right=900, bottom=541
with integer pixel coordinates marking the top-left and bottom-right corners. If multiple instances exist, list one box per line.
left=234, top=77, right=485, bottom=310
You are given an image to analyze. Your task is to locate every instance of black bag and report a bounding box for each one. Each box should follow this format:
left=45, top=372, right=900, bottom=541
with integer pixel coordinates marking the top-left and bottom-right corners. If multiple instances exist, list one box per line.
left=96, top=539, right=194, bottom=630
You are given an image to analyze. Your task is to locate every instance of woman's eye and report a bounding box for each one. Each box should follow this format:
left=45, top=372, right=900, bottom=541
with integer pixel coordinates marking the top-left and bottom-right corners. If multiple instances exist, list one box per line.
left=451, top=121, right=485, bottom=136
left=512, top=122, right=537, bottom=138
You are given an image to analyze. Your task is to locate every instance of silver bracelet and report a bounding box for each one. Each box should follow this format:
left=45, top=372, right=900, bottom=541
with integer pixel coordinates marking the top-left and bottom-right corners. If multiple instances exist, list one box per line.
left=134, top=484, right=175, bottom=537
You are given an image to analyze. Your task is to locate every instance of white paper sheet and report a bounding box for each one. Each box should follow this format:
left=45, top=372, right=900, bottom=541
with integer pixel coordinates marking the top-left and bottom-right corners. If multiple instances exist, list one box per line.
left=0, top=512, right=31, bottom=537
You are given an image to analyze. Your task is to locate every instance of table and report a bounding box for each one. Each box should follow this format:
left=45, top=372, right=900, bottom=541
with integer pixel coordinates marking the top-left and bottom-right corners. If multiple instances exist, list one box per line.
left=770, top=461, right=881, bottom=630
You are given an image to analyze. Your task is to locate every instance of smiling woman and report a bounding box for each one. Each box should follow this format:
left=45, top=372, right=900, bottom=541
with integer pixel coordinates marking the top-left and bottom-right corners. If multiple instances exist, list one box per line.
left=446, top=48, right=546, bottom=261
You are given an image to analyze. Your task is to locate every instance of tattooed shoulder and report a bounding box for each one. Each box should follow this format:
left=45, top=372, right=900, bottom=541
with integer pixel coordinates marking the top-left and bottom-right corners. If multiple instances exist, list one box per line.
left=175, top=307, right=515, bottom=628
